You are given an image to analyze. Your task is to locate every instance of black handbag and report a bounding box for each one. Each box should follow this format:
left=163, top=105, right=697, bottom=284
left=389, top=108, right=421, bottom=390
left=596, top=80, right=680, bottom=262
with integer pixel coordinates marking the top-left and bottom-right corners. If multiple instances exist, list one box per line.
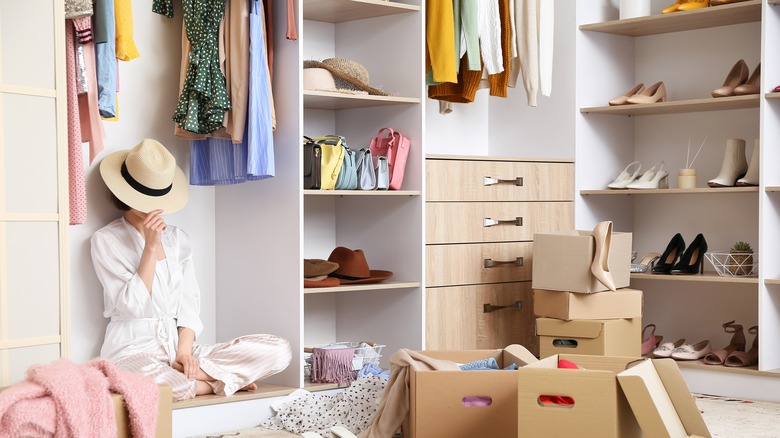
left=303, top=136, right=321, bottom=189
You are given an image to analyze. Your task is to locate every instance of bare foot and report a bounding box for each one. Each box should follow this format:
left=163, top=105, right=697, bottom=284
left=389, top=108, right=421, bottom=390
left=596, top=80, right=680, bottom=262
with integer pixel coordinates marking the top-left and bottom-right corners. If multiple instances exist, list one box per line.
left=240, top=383, right=257, bottom=392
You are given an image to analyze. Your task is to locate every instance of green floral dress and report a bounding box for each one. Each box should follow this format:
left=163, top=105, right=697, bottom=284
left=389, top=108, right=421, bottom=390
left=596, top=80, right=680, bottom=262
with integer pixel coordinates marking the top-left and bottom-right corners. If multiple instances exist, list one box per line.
left=157, top=0, right=231, bottom=134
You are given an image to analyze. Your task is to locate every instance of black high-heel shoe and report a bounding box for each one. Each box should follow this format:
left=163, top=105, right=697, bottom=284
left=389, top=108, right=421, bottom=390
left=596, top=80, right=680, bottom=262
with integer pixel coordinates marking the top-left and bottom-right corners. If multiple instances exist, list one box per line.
left=651, top=233, right=686, bottom=274
left=670, top=233, right=708, bottom=275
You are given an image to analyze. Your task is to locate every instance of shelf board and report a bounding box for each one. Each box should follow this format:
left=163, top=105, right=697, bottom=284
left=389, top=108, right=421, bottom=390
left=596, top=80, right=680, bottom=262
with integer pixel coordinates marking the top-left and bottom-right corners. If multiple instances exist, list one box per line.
left=580, top=94, right=758, bottom=116
left=581, top=187, right=758, bottom=195
left=631, top=272, right=758, bottom=284
left=303, top=0, right=419, bottom=23
left=304, top=280, right=420, bottom=294
left=304, top=189, right=421, bottom=196
left=304, top=90, right=420, bottom=110
left=579, top=0, right=761, bottom=37
left=765, top=279, right=780, bottom=285
left=304, top=380, right=345, bottom=391
left=766, top=92, right=780, bottom=100
left=765, top=187, right=780, bottom=192
left=172, top=384, right=297, bottom=409
left=677, top=360, right=780, bottom=377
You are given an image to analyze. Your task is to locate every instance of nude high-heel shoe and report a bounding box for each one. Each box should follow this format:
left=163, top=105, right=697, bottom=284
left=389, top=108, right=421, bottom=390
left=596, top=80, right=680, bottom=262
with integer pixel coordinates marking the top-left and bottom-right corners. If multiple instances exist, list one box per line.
left=734, top=63, right=760, bottom=95
left=609, top=84, right=645, bottom=106
left=703, top=320, right=746, bottom=365
left=708, top=138, right=748, bottom=187
left=712, top=59, right=749, bottom=98
left=626, top=81, right=666, bottom=104
left=591, top=221, right=616, bottom=291
left=736, top=139, right=759, bottom=186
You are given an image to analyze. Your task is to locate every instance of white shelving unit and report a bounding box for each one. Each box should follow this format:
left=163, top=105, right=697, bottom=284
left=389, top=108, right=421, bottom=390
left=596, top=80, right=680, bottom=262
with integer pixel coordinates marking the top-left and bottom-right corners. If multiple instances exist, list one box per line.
left=215, top=0, right=424, bottom=392
left=575, top=1, right=780, bottom=401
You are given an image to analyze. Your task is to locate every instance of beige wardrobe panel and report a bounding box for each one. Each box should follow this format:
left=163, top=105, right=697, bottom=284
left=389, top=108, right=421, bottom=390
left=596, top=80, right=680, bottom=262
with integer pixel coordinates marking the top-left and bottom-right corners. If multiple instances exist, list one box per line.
left=427, top=202, right=574, bottom=244
left=426, top=242, right=533, bottom=287
left=426, top=160, right=573, bottom=202
left=6, top=344, right=61, bottom=384
left=425, top=283, right=537, bottom=354
left=2, top=94, right=59, bottom=214
left=0, top=0, right=57, bottom=89
left=5, top=222, right=60, bottom=339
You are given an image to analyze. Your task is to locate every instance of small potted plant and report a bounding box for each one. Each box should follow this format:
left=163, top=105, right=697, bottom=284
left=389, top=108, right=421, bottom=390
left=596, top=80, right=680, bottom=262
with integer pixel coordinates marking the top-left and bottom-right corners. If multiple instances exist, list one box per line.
left=727, top=241, right=754, bottom=276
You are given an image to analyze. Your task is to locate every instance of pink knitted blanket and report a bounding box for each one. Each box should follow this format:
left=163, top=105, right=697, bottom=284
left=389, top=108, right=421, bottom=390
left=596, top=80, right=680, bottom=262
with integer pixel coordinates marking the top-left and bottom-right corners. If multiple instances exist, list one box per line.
left=311, top=347, right=355, bottom=386
left=0, top=358, right=160, bottom=437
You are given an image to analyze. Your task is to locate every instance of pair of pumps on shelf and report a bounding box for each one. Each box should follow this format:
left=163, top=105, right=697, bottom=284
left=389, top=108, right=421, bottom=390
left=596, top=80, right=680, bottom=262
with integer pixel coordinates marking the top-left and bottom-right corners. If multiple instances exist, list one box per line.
left=662, top=0, right=749, bottom=14
left=648, top=233, right=708, bottom=275
left=607, top=161, right=668, bottom=189
left=643, top=321, right=758, bottom=367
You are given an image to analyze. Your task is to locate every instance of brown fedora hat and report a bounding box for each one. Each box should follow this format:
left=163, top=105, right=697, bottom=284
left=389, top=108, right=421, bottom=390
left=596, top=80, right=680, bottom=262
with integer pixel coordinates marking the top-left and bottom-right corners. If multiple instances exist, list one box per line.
left=327, top=247, right=393, bottom=284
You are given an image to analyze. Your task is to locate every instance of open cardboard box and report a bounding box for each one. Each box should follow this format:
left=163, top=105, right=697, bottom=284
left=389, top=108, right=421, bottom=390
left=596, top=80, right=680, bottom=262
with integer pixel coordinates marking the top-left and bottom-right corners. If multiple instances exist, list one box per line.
left=405, top=345, right=537, bottom=438
left=532, top=230, right=632, bottom=293
left=537, top=317, right=641, bottom=358
left=534, top=288, right=643, bottom=320
left=518, top=354, right=642, bottom=438
left=618, top=359, right=711, bottom=438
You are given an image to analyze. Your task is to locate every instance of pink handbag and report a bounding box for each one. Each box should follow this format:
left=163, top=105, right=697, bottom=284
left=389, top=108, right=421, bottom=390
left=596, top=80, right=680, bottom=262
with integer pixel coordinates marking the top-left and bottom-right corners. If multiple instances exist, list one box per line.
left=369, top=127, right=411, bottom=190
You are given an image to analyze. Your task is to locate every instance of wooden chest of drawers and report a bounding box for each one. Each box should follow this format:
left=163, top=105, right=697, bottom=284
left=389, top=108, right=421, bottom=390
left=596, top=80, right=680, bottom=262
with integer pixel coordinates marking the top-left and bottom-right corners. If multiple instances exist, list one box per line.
left=425, top=155, right=574, bottom=355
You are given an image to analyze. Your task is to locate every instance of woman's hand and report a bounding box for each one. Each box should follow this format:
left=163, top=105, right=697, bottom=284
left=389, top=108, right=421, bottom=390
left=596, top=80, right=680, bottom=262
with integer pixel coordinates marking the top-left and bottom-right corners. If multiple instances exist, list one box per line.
left=141, top=209, right=167, bottom=250
left=174, top=353, right=199, bottom=379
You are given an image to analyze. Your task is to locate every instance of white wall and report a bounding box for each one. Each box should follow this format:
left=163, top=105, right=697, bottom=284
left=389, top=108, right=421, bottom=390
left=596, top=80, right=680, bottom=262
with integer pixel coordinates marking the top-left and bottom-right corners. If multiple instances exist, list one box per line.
left=69, top=7, right=217, bottom=362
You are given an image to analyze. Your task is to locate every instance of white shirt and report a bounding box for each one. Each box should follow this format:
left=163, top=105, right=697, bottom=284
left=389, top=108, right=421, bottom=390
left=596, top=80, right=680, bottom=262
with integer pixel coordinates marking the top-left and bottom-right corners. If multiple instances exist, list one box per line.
left=91, top=217, right=204, bottom=364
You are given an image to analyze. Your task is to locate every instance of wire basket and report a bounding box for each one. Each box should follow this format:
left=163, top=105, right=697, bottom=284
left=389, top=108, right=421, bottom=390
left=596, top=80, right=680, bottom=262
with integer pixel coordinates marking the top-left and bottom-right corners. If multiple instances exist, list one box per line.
left=705, top=252, right=757, bottom=277
left=304, top=342, right=385, bottom=378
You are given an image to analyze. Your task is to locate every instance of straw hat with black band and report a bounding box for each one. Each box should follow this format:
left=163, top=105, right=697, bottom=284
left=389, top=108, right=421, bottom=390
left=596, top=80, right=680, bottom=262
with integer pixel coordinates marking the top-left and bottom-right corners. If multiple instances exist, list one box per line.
left=100, top=138, right=189, bottom=214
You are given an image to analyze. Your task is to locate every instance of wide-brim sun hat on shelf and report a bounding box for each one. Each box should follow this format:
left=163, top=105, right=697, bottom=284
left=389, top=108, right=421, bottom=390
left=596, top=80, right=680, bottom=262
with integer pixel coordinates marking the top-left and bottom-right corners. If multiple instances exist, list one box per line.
left=303, top=259, right=342, bottom=288
left=100, top=138, right=189, bottom=214
left=303, top=57, right=388, bottom=96
left=327, top=246, right=393, bottom=284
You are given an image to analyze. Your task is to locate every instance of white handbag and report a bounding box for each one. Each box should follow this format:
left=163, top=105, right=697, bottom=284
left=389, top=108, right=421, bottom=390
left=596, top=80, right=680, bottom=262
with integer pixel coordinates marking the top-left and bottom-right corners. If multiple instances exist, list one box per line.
left=375, top=155, right=389, bottom=190
left=355, top=148, right=376, bottom=190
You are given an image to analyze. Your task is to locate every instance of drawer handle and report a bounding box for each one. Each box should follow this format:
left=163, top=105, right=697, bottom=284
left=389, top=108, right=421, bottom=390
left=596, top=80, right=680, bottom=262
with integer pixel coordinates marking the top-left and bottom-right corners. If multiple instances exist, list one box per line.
left=484, top=257, right=524, bottom=268
left=483, top=217, right=523, bottom=227
left=483, top=176, right=523, bottom=187
left=483, top=301, right=523, bottom=313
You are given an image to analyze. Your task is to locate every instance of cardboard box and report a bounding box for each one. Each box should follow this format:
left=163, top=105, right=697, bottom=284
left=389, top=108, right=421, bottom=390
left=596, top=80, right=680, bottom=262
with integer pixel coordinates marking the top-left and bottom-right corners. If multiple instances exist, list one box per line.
left=533, top=288, right=643, bottom=320
left=405, top=346, right=536, bottom=438
left=618, top=359, right=711, bottom=438
left=537, top=317, right=641, bottom=358
left=532, top=230, right=632, bottom=293
left=518, top=354, right=641, bottom=438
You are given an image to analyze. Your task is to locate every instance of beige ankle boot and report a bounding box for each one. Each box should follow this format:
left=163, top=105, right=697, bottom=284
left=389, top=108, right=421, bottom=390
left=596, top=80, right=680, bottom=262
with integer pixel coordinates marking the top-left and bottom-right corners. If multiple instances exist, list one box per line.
left=736, top=139, right=759, bottom=186
left=708, top=138, right=748, bottom=187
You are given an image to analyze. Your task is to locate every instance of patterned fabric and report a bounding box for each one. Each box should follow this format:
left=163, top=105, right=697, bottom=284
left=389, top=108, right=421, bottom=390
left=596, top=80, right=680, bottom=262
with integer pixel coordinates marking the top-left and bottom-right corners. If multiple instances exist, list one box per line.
left=66, top=20, right=87, bottom=225
left=152, top=0, right=174, bottom=18
left=173, top=0, right=231, bottom=134
left=260, top=376, right=387, bottom=436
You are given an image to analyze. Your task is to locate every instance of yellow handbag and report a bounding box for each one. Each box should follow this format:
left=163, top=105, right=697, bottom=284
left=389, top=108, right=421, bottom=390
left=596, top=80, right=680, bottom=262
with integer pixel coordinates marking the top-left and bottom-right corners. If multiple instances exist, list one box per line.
left=315, top=136, right=345, bottom=190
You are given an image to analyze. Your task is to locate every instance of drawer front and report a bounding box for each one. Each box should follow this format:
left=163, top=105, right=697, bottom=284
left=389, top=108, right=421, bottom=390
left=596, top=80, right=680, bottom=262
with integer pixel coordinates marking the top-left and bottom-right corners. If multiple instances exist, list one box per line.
left=426, top=201, right=573, bottom=244
left=425, top=282, right=537, bottom=355
left=426, top=160, right=573, bottom=202
left=426, top=242, right=533, bottom=287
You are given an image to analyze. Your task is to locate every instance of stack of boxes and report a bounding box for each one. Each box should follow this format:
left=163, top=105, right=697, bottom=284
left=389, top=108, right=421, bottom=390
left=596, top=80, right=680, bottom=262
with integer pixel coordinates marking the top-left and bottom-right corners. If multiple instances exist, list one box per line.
left=531, top=229, right=643, bottom=358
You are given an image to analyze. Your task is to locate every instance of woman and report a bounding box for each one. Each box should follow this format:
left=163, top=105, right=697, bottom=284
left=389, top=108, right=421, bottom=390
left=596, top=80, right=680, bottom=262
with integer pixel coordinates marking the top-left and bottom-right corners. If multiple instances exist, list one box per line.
left=91, top=138, right=291, bottom=401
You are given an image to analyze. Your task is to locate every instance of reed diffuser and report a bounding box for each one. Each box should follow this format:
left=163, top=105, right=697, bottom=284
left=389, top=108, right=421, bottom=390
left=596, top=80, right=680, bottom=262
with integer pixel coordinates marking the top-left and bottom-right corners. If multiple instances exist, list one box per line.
left=679, top=135, right=707, bottom=189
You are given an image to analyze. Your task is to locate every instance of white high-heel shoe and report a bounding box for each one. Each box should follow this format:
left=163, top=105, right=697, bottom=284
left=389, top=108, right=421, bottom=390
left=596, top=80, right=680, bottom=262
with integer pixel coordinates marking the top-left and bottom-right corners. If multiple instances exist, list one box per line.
left=708, top=138, right=748, bottom=187
left=607, top=161, right=641, bottom=189
left=736, top=139, right=759, bottom=186
left=627, top=161, right=668, bottom=189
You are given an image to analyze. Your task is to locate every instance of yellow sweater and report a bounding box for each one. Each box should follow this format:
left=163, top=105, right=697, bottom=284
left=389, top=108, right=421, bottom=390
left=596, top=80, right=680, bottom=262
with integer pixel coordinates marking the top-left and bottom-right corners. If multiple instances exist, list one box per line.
left=426, top=0, right=457, bottom=84
left=115, top=0, right=140, bottom=61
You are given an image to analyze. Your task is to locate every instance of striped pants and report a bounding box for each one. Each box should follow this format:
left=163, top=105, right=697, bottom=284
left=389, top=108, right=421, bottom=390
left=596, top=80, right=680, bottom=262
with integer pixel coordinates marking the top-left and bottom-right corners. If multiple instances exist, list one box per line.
left=115, top=334, right=292, bottom=401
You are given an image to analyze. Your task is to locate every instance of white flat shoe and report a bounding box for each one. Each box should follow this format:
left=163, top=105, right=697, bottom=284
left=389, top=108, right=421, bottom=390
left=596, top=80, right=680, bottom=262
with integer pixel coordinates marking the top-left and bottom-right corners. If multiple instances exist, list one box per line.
left=652, top=338, right=685, bottom=358
left=607, top=161, right=641, bottom=189
left=670, top=340, right=712, bottom=360
left=627, top=161, right=668, bottom=189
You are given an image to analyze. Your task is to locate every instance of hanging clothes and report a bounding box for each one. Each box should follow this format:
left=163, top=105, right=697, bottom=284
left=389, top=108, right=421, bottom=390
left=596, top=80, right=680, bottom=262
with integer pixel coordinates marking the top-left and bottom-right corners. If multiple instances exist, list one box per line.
left=425, top=0, right=457, bottom=84
left=172, top=0, right=231, bottom=135
left=539, top=0, right=554, bottom=97
left=486, top=0, right=511, bottom=98
left=189, top=0, right=275, bottom=185
left=114, top=0, right=140, bottom=61
left=94, top=0, right=117, bottom=118
left=74, top=17, right=105, bottom=163
left=65, top=20, right=87, bottom=225
left=509, top=0, right=540, bottom=106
